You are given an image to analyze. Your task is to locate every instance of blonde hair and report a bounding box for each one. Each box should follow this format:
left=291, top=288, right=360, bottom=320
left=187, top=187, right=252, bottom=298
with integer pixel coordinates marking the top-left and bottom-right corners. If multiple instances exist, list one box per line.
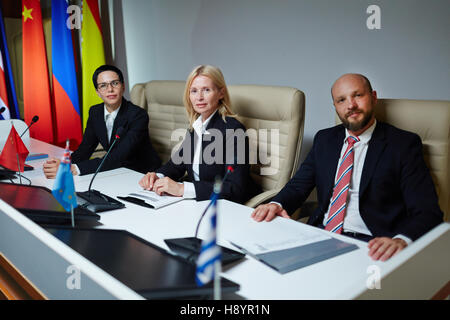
left=183, top=65, right=236, bottom=129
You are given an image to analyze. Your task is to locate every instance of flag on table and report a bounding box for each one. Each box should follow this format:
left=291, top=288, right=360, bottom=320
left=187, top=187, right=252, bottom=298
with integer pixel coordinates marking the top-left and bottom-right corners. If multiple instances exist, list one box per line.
left=81, top=0, right=105, bottom=130
left=22, top=0, right=55, bottom=143
left=52, top=140, right=78, bottom=212
left=196, top=190, right=222, bottom=286
left=0, top=5, right=19, bottom=120
left=0, top=124, right=29, bottom=171
left=52, top=0, right=82, bottom=148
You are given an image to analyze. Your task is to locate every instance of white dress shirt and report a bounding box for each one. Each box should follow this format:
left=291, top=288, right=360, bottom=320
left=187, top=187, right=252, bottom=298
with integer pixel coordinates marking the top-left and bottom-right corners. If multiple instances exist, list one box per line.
left=322, top=121, right=376, bottom=235
left=156, top=110, right=217, bottom=199
left=182, top=110, right=217, bottom=198
left=104, top=104, right=121, bottom=143
left=72, top=104, right=121, bottom=175
left=273, top=120, right=412, bottom=244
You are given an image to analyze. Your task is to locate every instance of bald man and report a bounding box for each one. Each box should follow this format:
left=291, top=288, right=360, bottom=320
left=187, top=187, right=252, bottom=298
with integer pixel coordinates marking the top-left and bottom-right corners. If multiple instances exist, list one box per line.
left=251, top=74, right=443, bottom=261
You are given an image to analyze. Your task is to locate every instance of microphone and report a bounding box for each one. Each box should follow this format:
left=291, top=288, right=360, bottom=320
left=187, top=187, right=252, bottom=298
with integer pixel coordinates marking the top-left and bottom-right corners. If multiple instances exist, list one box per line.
left=20, top=115, right=39, bottom=138
left=0, top=107, right=5, bottom=114
left=76, top=127, right=126, bottom=212
left=164, top=165, right=244, bottom=264
left=194, top=165, right=234, bottom=238
left=87, top=126, right=124, bottom=193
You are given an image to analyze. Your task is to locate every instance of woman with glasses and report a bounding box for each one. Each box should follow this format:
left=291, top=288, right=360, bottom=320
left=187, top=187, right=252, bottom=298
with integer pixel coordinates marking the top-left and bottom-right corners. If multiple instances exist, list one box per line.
left=43, top=65, right=161, bottom=178
left=139, top=65, right=259, bottom=204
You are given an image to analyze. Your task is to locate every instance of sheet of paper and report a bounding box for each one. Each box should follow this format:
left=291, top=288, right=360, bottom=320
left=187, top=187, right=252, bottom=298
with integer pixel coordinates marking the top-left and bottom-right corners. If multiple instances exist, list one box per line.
left=128, top=190, right=183, bottom=209
left=229, top=217, right=331, bottom=255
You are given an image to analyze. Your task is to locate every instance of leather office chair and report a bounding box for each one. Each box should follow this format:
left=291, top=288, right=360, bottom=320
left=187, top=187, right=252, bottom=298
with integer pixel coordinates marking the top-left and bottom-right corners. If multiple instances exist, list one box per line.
left=131, top=80, right=189, bottom=164
left=336, top=98, right=450, bottom=221
left=130, top=81, right=306, bottom=208
left=229, top=85, right=305, bottom=207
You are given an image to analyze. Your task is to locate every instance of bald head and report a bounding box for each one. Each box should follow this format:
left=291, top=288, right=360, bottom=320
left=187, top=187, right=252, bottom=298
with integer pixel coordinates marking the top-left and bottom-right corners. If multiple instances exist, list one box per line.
left=331, top=74, right=373, bottom=100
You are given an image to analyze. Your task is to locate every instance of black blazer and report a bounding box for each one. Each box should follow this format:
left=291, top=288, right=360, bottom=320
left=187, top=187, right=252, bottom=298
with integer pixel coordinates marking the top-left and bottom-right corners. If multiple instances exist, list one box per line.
left=272, top=121, right=443, bottom=241
left=71, top=98, right=161, bottom=175
left=157, top=111, right=259, bottom=203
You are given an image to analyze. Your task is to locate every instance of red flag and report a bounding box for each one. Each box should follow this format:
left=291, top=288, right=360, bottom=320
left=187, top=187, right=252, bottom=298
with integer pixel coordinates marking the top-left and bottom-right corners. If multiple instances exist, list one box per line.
left=22, top=0, right=54, bottom=143
left=0, top=125, right=29, bottom=172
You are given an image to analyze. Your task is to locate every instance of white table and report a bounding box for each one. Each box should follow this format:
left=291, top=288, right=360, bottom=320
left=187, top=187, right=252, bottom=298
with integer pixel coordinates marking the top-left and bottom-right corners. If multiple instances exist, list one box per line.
left=2, top=138, right=449, bottom=300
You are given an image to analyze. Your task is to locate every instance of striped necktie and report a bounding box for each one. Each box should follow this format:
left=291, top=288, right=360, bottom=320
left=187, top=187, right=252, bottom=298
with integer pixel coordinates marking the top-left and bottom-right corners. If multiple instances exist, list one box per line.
left=325, top=135, right=360, bottom=234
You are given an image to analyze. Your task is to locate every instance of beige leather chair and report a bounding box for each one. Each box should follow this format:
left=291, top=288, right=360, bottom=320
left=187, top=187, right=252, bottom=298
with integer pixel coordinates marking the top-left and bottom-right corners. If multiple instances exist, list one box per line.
left=131, top=81, right=188, bottom=163
left=336, top=99, right=450, bottom=221
left=130, top=81, right=305, bottom=207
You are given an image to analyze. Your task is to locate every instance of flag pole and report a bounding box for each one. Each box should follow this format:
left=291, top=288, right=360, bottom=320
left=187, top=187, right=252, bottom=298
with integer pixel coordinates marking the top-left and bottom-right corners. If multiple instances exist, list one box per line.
left=16, top=153, right=22, bottom=184
left=214, top=260, right=222, bottom=300
left=213, top=198, right=221, bottom=300
left=70, top=204, right=75, bottom=228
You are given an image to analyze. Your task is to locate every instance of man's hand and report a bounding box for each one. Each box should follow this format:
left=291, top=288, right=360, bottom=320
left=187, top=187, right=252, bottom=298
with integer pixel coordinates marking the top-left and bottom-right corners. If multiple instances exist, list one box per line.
left=43, top=158, right=61, bottom=179
left=251, top=203, right=290, bottom=222
left=152, top=177, right=184, bottom=197
left=139, top=172, right=160, bottom=190
left=368, top=237, right=408, bottom=261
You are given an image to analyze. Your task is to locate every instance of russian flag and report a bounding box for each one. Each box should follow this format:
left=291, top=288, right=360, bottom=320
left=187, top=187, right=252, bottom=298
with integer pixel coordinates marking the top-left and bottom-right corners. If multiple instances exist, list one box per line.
left=52, top=0, right=82, bottom=149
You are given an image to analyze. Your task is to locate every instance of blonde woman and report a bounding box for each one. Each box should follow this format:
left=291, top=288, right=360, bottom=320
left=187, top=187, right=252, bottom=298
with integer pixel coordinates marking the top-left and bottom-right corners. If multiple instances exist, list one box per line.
left=139, top=65, right=258, bottom=203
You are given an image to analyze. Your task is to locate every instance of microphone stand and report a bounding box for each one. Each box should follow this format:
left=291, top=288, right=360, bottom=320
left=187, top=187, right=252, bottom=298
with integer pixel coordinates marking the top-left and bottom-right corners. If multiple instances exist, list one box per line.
left=16, top=153, right=22, bottom=184
left=76, top=129, right=125, bottom=213
left=194, top=166, right=234, bottom=238
left=164, top=166, right=244, bottom=266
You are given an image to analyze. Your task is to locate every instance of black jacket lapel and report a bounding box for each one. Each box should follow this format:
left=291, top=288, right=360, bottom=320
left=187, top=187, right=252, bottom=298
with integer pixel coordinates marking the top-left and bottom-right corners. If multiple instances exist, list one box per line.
left=359, top=122, right=387, bottom=197
left=110, top=99, right=129, bottom=144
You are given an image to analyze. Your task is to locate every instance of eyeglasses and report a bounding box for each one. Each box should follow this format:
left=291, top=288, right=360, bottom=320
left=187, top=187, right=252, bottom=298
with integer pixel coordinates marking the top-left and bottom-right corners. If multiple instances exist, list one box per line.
left=97, top=80, right=122, bottom=92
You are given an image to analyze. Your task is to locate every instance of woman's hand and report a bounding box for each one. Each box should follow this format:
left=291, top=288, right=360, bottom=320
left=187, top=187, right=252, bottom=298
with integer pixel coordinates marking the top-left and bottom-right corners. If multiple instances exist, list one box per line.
left=139, top=172, right=159, bottom=190
left=152, top=177, right=184, bottom=197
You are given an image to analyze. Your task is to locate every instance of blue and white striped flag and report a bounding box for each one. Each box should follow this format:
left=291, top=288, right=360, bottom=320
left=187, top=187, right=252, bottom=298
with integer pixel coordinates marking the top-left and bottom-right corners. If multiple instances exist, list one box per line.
left=196, top=191, right=221, bottom=286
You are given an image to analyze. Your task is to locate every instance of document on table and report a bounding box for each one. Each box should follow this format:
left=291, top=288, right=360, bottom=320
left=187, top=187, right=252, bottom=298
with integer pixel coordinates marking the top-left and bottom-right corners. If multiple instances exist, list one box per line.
left=229, top=218, right=358, bottom=274
left=119, top=189, right=184, bottom=209
left=229, top=218, right=331, bottom=254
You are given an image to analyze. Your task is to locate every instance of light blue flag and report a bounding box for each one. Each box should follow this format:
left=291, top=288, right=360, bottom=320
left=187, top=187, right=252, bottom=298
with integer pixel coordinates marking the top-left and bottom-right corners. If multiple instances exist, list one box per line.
left=52, top=141, right=77, bottom=212
left=196, top=191, right=221, bottom=286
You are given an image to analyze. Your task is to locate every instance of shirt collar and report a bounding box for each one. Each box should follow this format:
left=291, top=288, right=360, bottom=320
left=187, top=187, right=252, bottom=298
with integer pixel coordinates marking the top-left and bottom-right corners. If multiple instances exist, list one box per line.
left=104, top=104, right=121, bottom=122
left=344, top=119, right=377, bottom=145
left=192, top=110, right=217, bottom=135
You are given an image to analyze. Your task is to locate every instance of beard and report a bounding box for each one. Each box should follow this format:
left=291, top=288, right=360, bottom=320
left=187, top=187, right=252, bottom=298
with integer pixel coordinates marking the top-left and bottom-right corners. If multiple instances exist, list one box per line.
left=339, top=109, right=374, bottom=132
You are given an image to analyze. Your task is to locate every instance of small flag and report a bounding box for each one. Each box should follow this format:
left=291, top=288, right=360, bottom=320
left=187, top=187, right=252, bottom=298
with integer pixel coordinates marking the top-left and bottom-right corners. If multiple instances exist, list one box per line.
left=52, top=140, right=78, bottom=212
left=0, top=124, right=29, bottom=171
left=0, top=4, right=19, bottom=119
left=196, top=188, right=221, bottom=286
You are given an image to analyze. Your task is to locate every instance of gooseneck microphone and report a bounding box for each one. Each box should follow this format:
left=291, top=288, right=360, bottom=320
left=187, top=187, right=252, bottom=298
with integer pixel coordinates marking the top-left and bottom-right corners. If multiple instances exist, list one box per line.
left=20, top=115, right=39, bottom=138
left=77, top=127, right=126, bottom=212
left=163, top=165, right=244, bottom=265
left=194, top=165, right=234, bottom=238
left=87, top=126, right=124, bottom=193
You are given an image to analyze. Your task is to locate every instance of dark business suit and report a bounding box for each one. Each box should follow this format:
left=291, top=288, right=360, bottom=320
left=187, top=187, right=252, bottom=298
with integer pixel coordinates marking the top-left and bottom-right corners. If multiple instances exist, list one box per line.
left=71, top=98, right=161, bottom=175
left=157, top=111, right=259, bottom=203
left=272, top=121, right=443, bottom=241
